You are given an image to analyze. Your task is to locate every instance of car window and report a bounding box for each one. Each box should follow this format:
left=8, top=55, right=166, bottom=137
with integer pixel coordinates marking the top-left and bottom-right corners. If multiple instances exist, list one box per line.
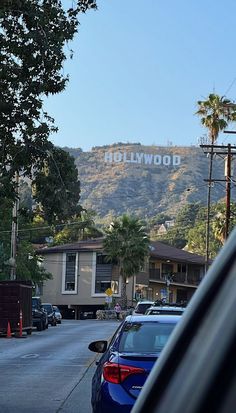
left=42, top=304, right=52, bottom=312
left=136, top=303, right=153, bottom=313
left=148, top=310, right=184, bottom=315
left=119, top=322, right=177, bottom=353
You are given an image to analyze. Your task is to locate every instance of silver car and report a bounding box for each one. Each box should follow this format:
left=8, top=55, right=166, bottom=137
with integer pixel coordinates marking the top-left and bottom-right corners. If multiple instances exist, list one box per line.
left=145, top=305, right=185, bottom=316
left=53, top=306, right=62, bottom=324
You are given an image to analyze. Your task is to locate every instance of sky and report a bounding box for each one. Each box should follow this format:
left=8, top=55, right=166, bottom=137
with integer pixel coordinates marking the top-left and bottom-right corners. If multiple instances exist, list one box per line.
left=45, top=0, right=236, bottom=152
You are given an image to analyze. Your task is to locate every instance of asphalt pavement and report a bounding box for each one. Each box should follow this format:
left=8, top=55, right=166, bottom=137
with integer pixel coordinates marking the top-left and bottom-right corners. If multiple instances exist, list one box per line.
left=0, top=319, right=118, bottom=413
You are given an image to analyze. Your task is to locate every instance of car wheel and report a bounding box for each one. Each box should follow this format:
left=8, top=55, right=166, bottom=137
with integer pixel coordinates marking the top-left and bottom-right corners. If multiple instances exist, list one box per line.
left=37, top=320, right=43, bottom=331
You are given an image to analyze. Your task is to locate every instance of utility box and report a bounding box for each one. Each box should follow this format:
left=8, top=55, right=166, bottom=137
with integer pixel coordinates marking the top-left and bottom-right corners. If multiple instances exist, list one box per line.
left=0, top=281, right=33, bottom=335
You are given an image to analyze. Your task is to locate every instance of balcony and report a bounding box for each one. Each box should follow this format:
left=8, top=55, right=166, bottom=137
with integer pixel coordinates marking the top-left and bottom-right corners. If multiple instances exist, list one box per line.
left=149, top=268, right=161, bottom=281
left=149, top=269, right=201, bottom=286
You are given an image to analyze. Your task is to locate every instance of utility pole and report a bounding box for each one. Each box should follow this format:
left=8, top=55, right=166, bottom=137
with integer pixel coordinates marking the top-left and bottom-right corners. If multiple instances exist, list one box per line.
left=10, top=172, right=19, bottom=281
left=201, top=144, right=236, bottom=261
left=225, top=144, right=231, bottom=240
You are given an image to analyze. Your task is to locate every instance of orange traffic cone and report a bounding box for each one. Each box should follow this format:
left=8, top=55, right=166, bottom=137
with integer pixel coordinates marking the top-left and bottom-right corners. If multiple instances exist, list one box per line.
left=6, top=321, right=12, bottom=338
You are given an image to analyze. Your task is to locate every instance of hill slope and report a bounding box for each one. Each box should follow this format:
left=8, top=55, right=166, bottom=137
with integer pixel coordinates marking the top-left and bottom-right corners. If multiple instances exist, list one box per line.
left=63, top=143, right=235, bottom=220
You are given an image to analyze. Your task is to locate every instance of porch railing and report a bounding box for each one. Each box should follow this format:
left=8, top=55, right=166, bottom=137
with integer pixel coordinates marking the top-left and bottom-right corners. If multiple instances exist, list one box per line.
left=149, top=269, right=201, bottom=286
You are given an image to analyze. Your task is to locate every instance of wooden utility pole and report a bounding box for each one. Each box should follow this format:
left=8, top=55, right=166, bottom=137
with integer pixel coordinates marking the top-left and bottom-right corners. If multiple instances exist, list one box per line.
left=200, top=144, right=236, bottom=267
left=10, top=172, right=19, bottom=280
left=225, top=144, right=231, bottom=240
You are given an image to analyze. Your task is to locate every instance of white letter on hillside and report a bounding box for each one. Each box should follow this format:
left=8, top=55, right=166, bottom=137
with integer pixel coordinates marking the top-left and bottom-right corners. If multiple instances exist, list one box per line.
left=173, top=155, right=181, bottom=165
left=144, top=154, right=153, bottom=164
left=163, top=155, right=171, bottom=165
left=124, top=152, right=131, bottom=163
left=154, top=155, right=161, bottom=165
left=130, top=152, right=138, bottom=163
left=136, top=153, right=143, bottom=164
left=114, top=152, right=122, bottom=162
left=104, top=152, right=113, bottom=162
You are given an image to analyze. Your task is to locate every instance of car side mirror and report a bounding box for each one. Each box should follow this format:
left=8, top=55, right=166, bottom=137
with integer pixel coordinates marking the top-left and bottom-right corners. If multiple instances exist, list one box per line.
left=88, top=340, right=108, bottom=353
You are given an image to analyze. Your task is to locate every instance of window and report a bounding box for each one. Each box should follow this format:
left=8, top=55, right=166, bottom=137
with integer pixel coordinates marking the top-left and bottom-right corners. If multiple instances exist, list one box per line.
left=119, top=322, right=177, bottom=353
left=94, top=253, right=119, bottom=294
left=64, top=253, right=77, bottom=292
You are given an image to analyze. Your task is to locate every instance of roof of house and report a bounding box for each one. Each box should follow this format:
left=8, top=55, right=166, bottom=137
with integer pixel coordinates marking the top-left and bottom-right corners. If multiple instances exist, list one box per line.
left=37, top=238, right=206, bottom=266
left=36, top=238, right=104, bottom=254
left=150, top=241, right=206, bottom=265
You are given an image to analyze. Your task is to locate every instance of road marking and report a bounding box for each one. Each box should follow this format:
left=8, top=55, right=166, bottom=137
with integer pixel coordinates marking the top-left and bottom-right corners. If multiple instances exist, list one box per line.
left=21, top=353, right=39, bottom=359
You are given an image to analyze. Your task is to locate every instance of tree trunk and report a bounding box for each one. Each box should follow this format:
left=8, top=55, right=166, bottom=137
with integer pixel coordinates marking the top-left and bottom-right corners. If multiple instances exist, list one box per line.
left=120, top=278, right=127, bottom=309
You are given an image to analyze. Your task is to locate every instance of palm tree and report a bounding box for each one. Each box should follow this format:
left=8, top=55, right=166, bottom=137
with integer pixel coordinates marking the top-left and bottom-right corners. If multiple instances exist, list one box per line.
left=103, top=215, right=150, bottom=309
left=196, top=93, right=236, bottom=268
left=212, top=202, right=236, bottom=245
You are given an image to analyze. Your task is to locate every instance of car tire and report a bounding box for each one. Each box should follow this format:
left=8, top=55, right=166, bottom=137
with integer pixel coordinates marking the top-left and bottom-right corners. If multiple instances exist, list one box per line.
left=37, top=320, right=43, bottom=331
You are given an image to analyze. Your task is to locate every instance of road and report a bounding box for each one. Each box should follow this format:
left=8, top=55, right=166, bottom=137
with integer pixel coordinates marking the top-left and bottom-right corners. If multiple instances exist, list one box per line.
left=0, top=319, right=118, bottom=413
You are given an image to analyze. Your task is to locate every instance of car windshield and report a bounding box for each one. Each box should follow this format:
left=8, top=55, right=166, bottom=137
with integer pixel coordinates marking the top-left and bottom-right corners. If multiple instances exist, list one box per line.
left=32, top=298, right=40, bottom=309
left=42, top=304, right=52, bottom=313
left=136, top=303, right=152, bottom=313
left=119, top=322, right=177, bottom=353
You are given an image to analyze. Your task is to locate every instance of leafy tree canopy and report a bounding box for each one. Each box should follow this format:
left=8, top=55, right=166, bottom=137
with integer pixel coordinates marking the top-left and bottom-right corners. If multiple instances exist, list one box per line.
left=196, top=94, right=236, bottom=143
left=0, top=0, right=97, bottom=199
left=33, top=147, right=82, bottom=224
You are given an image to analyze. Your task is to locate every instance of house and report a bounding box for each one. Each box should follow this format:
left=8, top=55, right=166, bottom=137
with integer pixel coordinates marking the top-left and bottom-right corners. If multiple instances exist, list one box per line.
left=37, top=238, right=206, bottom=318
left=138, top=241, right=206, bottom=304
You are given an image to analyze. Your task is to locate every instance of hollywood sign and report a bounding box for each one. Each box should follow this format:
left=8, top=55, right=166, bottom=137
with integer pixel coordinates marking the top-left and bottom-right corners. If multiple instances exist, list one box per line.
left=104, top=151, right=181, bottom=166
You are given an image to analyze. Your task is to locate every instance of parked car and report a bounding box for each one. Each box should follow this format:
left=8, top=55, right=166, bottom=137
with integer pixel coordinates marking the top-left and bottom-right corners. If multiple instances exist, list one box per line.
left=42, top=303, right=57, bottom=326
left=88, top=314, right=182, bottom=413
left=145, top=305, right=185, bottom=316
left=132, top=300, right=154, bottom=315
left=53, top=306, right=62, bottom=324
left=131, top=228, right=236, bottom=413
left=32, top=297, right=48, bottom=331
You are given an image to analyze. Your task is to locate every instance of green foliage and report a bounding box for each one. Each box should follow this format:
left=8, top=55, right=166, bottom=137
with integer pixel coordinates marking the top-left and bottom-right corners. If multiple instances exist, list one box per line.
left=150, top=213, right=172, bottom=225
left=0, top=198, right=12, bottom=277
left=196, top=94, right=236, bottom=143
left=187, top=223, right=221, bottom=258
left=15, top=241, right=52, bottom=282
left=53, top=210, right=103, bottom=245
left=0, top=0, right=97, bottom=200
left=155, top=203, right=203, bottom=248
left=103, top=215, right=150, bottom=308
left=33, top=147, right=82, bottom=224
left=0, top=195, right=53, bottom=281
left=153, top=201, right=236, bottom=258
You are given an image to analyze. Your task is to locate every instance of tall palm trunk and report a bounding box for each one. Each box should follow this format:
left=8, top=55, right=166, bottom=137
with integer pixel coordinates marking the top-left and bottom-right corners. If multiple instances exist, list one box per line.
left=120, top=277, right=127, bottom=310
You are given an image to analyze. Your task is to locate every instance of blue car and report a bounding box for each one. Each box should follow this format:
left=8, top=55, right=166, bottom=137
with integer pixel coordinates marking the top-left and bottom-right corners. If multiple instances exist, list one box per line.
left=88, top=314, right=181, bottom=413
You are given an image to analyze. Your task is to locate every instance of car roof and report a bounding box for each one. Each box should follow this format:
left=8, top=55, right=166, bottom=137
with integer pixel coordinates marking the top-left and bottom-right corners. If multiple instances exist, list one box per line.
left=136, top=300, right=154, bottom=305
left=125, top=314, right=182, bottom=323
left=148, top=306, right=185, bottom=311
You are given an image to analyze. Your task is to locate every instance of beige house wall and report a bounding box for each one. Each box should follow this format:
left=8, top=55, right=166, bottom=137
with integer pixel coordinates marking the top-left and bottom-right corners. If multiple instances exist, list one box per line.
left=41, top=251, right=135, bottom=307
